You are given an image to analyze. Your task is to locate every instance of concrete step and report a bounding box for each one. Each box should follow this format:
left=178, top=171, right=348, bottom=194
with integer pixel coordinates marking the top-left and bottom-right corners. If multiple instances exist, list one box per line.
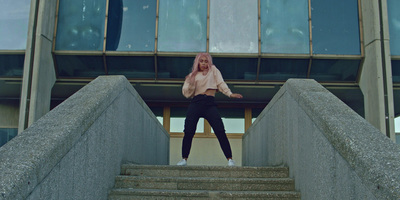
left=121, top=164, right=290, bottom=178
left=114, top=176, right=295, bottom=191
left=108, top=188, right=301, bottom=200
left=109, top=164, right=300, bottom=200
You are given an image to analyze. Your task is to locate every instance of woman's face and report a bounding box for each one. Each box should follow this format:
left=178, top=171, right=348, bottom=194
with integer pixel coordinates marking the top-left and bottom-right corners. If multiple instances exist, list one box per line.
left=198, top=56, right=209, bottom=71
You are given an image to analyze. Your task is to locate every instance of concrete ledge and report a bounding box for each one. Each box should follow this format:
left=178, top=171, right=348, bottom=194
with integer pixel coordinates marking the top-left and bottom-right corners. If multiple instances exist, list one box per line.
left=243, top=79, right=400, bottom=200
left=0, top=76, right=169, bottom=200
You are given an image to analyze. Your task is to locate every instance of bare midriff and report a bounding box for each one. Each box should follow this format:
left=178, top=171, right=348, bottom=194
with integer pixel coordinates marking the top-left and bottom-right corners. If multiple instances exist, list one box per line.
left=200, top=89, right=217, bottom=97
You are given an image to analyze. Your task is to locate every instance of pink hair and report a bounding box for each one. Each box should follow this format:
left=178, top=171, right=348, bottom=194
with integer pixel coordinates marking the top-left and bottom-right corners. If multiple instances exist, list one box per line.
left=186, top=53, right=214, bottom=84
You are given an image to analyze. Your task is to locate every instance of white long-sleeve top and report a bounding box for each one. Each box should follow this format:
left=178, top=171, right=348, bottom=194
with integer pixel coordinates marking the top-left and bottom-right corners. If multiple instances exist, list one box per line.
left=182, top=65, right=232, bottom=98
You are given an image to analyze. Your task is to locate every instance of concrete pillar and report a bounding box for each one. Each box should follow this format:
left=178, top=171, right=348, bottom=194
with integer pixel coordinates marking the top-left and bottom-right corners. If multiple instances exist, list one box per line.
left=359, top=0, right=395, bottom=141
left=18, top=0, right=57, bottom=133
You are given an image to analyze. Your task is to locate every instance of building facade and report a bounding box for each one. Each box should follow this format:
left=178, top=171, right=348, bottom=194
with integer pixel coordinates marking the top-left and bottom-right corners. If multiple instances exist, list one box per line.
left=1, top=0, right=399, bottom=152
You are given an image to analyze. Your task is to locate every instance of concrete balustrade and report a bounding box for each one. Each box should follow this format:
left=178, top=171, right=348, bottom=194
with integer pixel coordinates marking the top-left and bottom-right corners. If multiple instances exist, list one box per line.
left=0, top=76, right=169, bottom=200
left=243, top=79, right=400, bottom=200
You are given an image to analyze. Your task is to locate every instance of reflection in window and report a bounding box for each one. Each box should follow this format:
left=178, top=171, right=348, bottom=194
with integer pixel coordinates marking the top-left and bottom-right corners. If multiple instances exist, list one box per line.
left=0, top=128, right=17, bottom=147
left=211, top=108, right=244, bottom=134
left=311, top=0, right=360, bottom=55
left=106, top=0, right=156, bottom=51
left=212, top=57, right=258, bottom=80
left=259, top=58, right=309, bottom=81
left=0, top=54, right=25, bottom=77
left=107, top=56, right=155, bottom=78
left=388, top=0, right=400, bottom=55
left=0, top=0, right=30, bottom=50
left=309, top=59, right=360, bottom=82
left=157, top=56, right=195, bottom=79
left=209, top=0, right=258, bottom=53
left=55, top=0, right=106, bottom=50
left=56, top=55, right=105, bottom=77
left=170, top=107, right=204, bottom=133
left=158, top=0, right=207, bottom=52
left=260, top=0, right=309, bottom=54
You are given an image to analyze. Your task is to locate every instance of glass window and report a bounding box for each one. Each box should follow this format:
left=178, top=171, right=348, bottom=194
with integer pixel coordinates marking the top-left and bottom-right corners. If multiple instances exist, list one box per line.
left=260, top=0, right=309, bottom=54
left=209, top=0, right=258, bottom=53
left=388, top=0, right=400, bottom=55
left=0, top=0, right=30, bottom=50
left=211, top=108, right=244, bottom=134
left=259, top=58, right=309, bottom=81
left=392, top=60, right=400, bottom=82
left=212, top=57, right=258, bottom=80
left=157, top=0, right=207, bottom=52
left=55, top=0, right=107, bottom=50
left=0, top=54, right=25, bottom=77
left=309, top=59, right=360, bottom=82
left=106, top=0, right=156, bottom=51
left=0, top=128, right=18, bottom=147
left=55, top=55, right=105, bottom=77
left=311, top=0, right=360, bottom=55
left=106, top=56, right=155, bottom=78
left=157, top=56, right=195, bottom=79
left=170, top=107, right=204, bottom=133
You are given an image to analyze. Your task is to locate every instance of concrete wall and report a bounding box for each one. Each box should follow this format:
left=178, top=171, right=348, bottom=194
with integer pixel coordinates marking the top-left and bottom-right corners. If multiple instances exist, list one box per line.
left=243, top=79, right=400, bottom=200
left=0, top=76, right=169, bottom=200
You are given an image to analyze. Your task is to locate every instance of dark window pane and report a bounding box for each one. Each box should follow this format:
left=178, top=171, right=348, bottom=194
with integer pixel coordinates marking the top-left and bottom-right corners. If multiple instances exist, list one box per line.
left=55, top=0, right=107, bottom=50
left=157, top=56, right=195, bottom=79
left=212, top=57, right=258, bottom=80
left=106, top=56, right=155, bottom=78
left=0, top=54, right=25, bottom=77
left=309, top=59, right=360, bottom=82
left=252, top=108, right=263, bottom=119
left=259, top=58, right=309, bottom=81
left=0, top=0, right=30, bottom=50
left=56, top=55, right=105, bottom=77
left=0, top=128, right=17, bottom=147
left=392, top=60, right=400, bottom=82
left=106, top=0, right=156, bottom=51
left=311, top=0, right=360, bottom=55
left=388, top=0, right=400, bottom=55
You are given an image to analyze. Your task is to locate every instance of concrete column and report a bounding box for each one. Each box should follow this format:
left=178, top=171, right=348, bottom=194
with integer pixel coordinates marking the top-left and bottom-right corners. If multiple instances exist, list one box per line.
left=359, top=0, right=395, bottom=141
left=18, top=0, right=57, bottom=133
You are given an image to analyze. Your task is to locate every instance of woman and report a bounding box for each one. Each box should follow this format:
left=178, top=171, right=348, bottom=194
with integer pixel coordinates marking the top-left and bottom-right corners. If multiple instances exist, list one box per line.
left=177, top=53, right=243, bottom=166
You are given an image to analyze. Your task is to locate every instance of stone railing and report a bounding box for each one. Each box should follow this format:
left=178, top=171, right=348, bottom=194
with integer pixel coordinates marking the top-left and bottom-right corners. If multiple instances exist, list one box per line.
left=0, top=76, right=169, bottom=200
left=243, top=79, right=400, bottom=200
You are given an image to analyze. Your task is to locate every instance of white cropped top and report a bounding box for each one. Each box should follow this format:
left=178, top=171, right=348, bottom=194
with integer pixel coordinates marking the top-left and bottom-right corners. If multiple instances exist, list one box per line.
left=182, top=65, right=232, bottom=98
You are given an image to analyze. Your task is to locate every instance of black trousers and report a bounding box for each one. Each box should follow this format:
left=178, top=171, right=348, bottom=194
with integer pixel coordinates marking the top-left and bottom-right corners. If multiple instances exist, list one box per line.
left=182, top=94, right=233, bottom=159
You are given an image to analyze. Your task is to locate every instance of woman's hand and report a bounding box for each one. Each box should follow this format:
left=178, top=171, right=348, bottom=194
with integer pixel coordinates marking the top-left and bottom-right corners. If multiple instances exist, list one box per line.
left=230, top=93, right=243, bottom=99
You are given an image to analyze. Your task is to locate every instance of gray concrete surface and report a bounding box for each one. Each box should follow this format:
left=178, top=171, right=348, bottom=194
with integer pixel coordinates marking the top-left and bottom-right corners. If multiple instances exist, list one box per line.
left=0, top=76, right=169, bottom=200
left=243, top=79, right=400, bottom=200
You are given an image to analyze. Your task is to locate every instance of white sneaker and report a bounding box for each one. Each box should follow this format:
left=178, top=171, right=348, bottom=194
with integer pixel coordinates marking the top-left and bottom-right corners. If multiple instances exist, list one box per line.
left=177, top=159, right=187, bottom=166
left=228, top=159, right=236, bottom=166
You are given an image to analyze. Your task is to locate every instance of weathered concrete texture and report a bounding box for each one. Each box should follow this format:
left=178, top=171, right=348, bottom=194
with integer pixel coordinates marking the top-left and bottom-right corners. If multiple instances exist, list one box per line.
left=243, top=79, right=400, bottom=200
left=0, top=76, right=169, bottom=200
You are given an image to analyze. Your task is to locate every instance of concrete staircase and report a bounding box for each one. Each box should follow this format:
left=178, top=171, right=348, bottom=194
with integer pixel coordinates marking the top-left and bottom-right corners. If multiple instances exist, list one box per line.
left=108, top=164, right=301, bottom=199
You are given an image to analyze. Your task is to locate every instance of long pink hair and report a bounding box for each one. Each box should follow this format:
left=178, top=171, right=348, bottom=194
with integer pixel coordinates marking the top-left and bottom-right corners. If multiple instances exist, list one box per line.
left=186, top=53, right=214, bottom=84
